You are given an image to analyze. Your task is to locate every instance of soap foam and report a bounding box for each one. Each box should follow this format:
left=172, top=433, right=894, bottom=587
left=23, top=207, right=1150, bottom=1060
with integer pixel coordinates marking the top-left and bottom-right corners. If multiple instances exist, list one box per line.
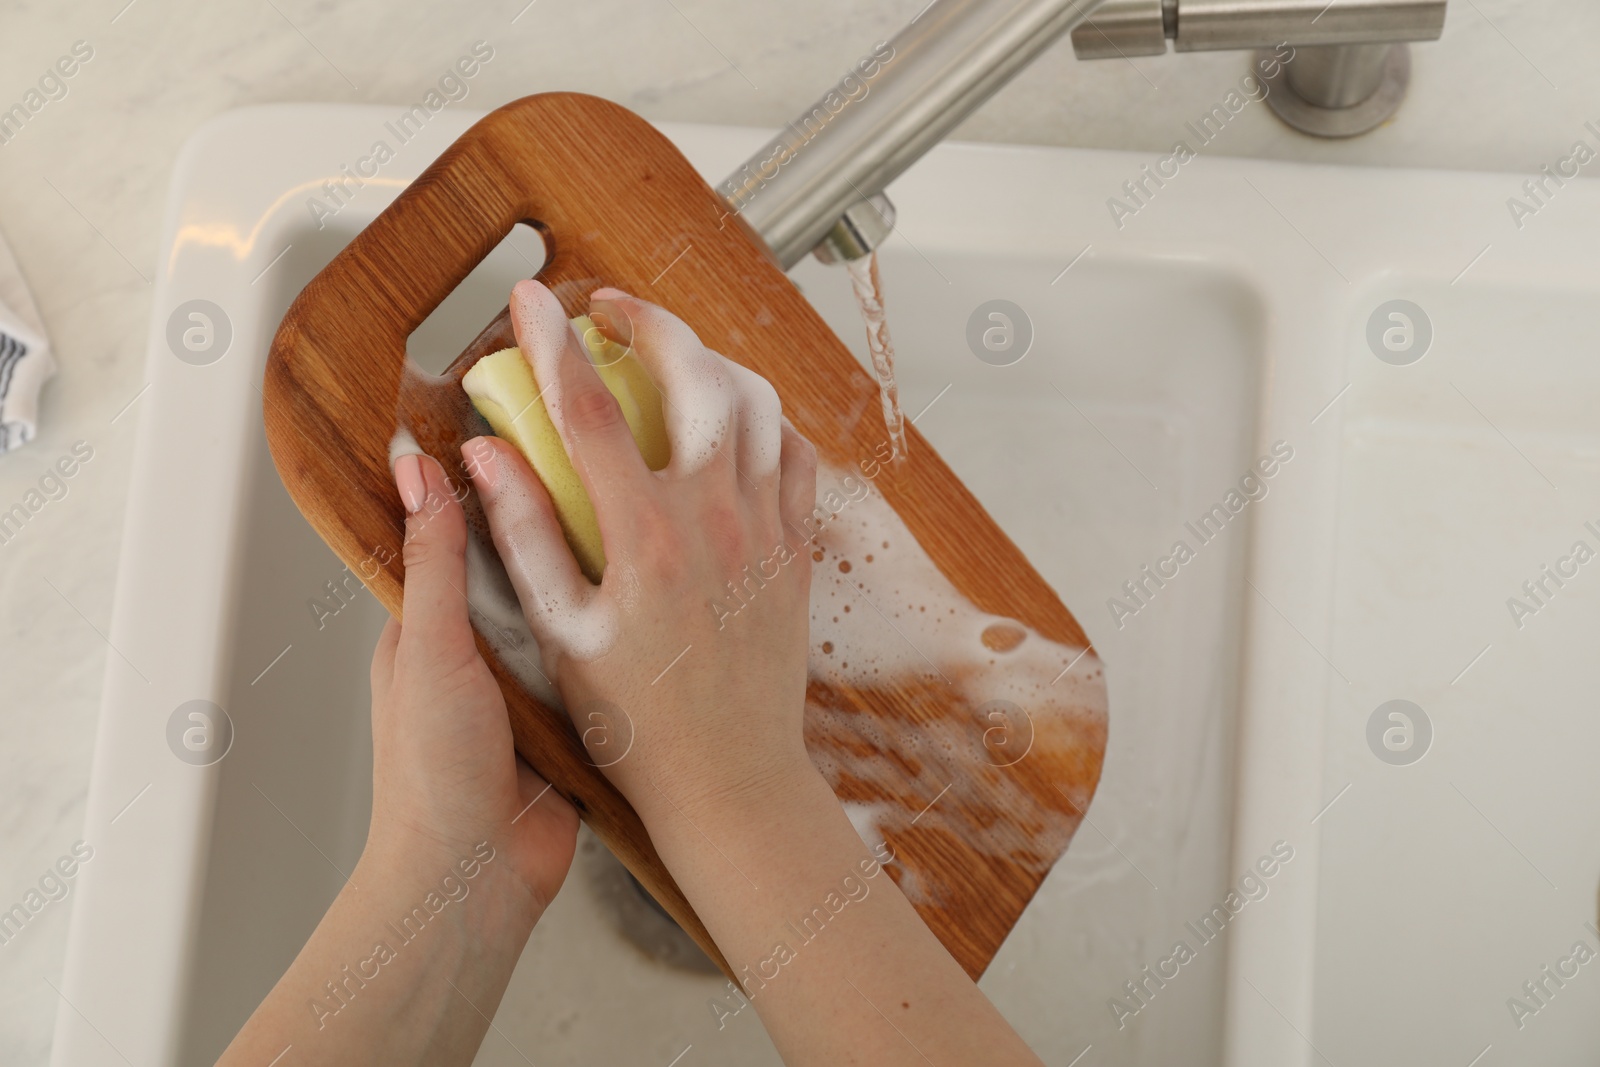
left=463, top=532, right=563, bottom=709
left=652, top=352, right=729, bottom=477
left=805, top=464, right=1107, bottom=907
left=467, top=436, right=619, bottom=665
left=592, top=295, right=734, bottom=476
left=842, top=799, right=896, bottom=858
left=388, top=426, right=421, bottom=467
left=726, top=360, right=783, bottom=480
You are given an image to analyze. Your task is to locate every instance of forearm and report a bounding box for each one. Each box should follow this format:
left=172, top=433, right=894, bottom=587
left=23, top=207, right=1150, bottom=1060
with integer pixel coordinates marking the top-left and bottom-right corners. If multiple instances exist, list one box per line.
left=218, top=837, right=536, bottom=1067
left=637, top=760, right=1043, bottom=1067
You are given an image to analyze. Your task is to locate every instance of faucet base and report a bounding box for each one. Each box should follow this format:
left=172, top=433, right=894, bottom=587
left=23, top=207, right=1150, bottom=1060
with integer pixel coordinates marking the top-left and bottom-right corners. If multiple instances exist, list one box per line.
left=1258, top=43, right=1411, bottom=139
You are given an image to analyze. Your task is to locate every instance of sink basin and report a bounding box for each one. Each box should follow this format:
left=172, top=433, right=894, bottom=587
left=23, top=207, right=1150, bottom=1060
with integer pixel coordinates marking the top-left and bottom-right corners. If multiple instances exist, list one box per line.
left=52, top=103, right=1600, bottom=1066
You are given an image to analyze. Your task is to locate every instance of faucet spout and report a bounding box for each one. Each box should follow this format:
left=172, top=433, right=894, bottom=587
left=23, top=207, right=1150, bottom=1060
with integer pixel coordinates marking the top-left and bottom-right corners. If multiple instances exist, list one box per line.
left=718, top=0, right=1110, bottom=270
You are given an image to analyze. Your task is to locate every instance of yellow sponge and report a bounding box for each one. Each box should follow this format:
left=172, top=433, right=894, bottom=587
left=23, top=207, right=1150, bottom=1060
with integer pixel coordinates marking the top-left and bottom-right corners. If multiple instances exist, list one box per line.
left=461, top=316, right=668, bottom=582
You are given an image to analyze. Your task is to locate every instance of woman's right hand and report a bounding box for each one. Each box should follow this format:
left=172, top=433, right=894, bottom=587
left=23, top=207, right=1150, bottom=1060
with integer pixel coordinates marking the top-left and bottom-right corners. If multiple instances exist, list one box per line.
left=463, top=279, right=819, bottom=819
left=465, top=279, right=1045, bottom=1067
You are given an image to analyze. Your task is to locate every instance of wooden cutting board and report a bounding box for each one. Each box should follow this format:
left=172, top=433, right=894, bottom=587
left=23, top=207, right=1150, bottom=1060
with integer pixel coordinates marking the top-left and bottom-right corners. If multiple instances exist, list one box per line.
left=264, top=92, right=1107, bottom=980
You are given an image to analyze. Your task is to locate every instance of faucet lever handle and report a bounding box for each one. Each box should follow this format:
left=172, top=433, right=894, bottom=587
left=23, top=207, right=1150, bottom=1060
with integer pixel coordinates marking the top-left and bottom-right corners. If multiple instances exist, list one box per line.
left=1072, top=0, right=1445, bottom=57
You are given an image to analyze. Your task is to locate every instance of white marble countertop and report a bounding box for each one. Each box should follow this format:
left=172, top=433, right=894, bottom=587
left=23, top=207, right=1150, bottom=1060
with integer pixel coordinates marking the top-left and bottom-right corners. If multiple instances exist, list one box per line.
left=0, top=0, right=1593, bottom=1061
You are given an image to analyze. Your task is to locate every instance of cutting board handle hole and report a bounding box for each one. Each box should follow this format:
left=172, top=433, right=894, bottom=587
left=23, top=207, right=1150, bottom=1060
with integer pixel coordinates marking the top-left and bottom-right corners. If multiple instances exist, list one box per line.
left=405, top=220, right=550, bottom=375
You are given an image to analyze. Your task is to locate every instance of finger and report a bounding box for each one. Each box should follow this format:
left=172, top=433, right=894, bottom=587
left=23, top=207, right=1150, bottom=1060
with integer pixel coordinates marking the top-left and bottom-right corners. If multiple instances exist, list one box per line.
left=392, top=451, right=474, bottom=662
left=464, top=435, right=612, bottom=659
left=588, top=288, right=735, bottom=478
left=510, top=281, right=647, bottom=527
left=725, top=359, right=783, bottom=486
left=370, top=616, right=401, bottom=707
left=778, top=419, right=819, bottom=543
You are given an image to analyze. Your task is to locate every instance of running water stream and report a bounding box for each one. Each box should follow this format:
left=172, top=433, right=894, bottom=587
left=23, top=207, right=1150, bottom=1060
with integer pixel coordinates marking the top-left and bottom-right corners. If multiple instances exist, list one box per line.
left=846, top=250, right=906, bottom=464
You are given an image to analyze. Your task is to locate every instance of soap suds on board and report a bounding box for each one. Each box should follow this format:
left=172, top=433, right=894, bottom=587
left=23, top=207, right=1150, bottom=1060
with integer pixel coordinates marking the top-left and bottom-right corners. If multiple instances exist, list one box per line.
left=804, top=463, right=1107, bottom=909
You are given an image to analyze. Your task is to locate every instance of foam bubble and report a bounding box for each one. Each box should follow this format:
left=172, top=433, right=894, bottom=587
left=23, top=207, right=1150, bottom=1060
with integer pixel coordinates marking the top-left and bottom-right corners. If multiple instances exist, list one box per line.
left=463, top=532, right=563, bottom=708
left=660, top=357, right=729, bottom=475
left=597, top=296, right=733, bottom=476
left=469, top=440, right=619, bottom=666
left=842, top=800, right=896, bottom=858
left=726, top=359, right=783, bottom=479
left=388, top=426, right=421, bottom=466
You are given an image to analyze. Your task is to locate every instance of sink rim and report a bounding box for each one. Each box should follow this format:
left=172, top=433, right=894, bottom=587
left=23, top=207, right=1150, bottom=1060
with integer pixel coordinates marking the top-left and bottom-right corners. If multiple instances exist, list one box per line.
left=51, top=101, right=1600, bottom=1067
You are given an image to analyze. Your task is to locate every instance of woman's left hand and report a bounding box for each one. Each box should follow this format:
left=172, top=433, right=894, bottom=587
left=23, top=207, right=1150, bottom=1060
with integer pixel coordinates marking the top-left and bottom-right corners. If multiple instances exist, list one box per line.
left=218, top=452, right=578, bottom=1067
left=373, top=450, right=579, bottom=914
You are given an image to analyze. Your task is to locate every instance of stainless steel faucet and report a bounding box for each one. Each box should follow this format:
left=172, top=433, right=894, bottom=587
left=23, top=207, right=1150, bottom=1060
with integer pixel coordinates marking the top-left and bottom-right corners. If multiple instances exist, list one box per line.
left=717, top=0, right=1445, bottom=270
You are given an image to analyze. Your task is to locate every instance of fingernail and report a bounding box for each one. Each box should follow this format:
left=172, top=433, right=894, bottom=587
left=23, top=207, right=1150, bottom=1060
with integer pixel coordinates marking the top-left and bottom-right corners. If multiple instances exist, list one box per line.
left=462, top=437, right=500, bottom=494
left=591, top=287, right=628, bottom=301
left=394, top=453, right=426, bottom=513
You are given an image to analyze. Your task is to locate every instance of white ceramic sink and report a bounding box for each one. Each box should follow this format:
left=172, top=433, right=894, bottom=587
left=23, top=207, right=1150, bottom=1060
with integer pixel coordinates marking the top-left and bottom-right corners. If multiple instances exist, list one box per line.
left=51, top=104, right=1600, bottom=1066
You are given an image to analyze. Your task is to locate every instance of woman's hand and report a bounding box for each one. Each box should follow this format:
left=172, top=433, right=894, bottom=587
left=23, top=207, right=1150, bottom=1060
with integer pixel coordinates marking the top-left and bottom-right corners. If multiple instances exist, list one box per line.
left=217, top=452, right=578, bottom=1067
left=374, top=450, right=578, bottom=910
left=464, top=279, right=820, bottom=821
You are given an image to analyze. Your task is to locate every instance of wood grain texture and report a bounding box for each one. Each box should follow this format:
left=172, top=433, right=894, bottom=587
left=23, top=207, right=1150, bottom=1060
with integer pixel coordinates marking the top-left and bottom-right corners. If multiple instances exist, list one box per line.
left=264, top=92, right=1107, bottom=980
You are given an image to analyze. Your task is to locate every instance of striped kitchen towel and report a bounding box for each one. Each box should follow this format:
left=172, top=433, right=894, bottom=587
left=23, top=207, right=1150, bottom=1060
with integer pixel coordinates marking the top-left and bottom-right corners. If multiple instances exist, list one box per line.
left=0, top=226, right=54, bottom=454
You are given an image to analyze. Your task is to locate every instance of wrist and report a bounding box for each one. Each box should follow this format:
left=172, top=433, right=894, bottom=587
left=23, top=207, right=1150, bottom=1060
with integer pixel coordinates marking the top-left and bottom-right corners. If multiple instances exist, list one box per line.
left=631, top=749, right=833, bottom=851
left=630, top=751, right=844, bottom=883
left=354, top=829, right=541, bottom=953
left=258, top=839, right=532, bottom=1056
